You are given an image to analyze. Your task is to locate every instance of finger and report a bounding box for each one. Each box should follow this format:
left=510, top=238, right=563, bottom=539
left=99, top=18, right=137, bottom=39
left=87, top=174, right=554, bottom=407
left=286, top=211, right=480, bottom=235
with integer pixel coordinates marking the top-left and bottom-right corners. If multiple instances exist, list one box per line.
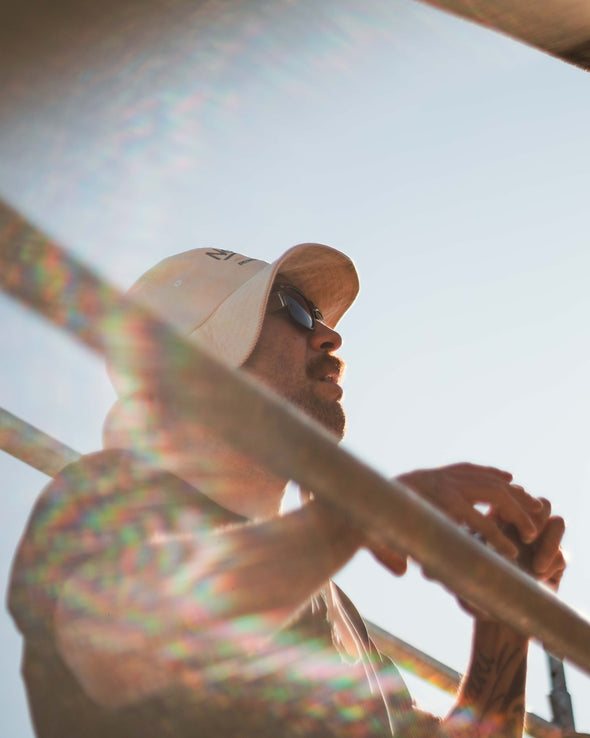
left=546, top=555, right=566, bottom=591
left=545, top=551, right=566, bottom=587
left=464, top=481, right=540, bottom=544
left=532, top=516, right=566, bottom=575
left=482, top=484, right=544, bottom=541
left=460, top=506, right=520, bottom=558
left=459, top=476, right=543, bottom=516
left=528, top=497, right=552, bottom=531
left=430, top=489, right=521, bottom=558
left=448, top=463, right=514, bottom=483
left=533, top=545, right=567, bottom=591
left=378, top=555, right=408, bottom=576
left=388, top=555, right=408, bottom=577
left=370, top=541, right=408, bottom=577
left=505, top=485, right=545, bottom=514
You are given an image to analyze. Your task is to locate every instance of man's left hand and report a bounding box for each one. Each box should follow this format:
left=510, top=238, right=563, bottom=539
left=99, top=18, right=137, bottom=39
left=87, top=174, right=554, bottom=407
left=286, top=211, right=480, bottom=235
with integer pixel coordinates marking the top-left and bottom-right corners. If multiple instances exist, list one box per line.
left=369, top=463, right=566, bottom=592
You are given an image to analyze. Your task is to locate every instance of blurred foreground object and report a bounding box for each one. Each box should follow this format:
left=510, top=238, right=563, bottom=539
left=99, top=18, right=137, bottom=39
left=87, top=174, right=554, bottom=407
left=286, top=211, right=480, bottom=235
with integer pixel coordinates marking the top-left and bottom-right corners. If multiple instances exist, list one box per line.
left=420, top=0, right=590, bottom=71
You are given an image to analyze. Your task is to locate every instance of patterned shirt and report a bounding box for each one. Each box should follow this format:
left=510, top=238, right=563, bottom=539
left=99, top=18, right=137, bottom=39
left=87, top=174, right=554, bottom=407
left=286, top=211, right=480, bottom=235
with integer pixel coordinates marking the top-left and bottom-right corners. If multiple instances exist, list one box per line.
left=9, top=450, right=441, bottom=737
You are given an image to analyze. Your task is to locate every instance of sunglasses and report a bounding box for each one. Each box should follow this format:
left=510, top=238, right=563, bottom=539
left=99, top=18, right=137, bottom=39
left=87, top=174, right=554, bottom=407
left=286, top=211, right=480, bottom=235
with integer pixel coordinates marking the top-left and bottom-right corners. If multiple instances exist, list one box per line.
left=268, top=283, right=324, bottom=331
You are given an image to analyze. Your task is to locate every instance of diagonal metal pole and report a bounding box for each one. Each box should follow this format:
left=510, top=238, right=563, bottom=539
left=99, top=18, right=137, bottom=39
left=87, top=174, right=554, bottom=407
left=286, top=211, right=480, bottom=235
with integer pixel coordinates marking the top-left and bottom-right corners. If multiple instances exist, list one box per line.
left=0, top=407, right=80, bottom=477
left=2, top=197, right=590, bottom=682
left=547, top=654, right=575, bottom=733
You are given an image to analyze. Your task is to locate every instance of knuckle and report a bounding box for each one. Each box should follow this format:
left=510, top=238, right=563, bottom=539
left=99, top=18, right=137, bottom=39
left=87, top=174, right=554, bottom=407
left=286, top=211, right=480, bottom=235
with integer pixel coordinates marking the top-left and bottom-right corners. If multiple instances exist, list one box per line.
left=451, top=462, right=470, bottom=474
left=538, top=497, right=552, bottom=514
left=551, top=515, right=566, bottom=532
left=509, top=484, right=526, bottom=495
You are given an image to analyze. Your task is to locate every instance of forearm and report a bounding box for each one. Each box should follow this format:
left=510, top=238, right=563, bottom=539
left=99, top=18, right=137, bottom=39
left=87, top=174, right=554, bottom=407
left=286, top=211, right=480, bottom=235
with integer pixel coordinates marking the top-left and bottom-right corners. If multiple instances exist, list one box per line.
left=446, top=621, right=528, bottom=738
left=54, top=497, right=363, bottom=706
left=192, top=498, right=363, bottom=618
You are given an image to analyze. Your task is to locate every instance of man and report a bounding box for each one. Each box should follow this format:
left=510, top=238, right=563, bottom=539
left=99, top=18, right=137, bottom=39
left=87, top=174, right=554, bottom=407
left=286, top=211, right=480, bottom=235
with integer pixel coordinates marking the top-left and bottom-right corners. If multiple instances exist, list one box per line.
left=9, top=243, right=565, bottom=738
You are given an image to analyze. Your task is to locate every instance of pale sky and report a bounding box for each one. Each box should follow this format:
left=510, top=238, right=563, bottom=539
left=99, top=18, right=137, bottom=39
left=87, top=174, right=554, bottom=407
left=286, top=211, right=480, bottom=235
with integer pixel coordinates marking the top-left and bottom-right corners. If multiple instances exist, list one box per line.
left=1, top=1, right=590, bottom=734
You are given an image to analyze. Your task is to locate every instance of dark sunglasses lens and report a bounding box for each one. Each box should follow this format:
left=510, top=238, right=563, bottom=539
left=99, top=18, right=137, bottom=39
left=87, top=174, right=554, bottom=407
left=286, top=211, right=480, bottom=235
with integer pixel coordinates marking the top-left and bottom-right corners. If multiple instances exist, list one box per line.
left=284, top=293, right=314, bottom=330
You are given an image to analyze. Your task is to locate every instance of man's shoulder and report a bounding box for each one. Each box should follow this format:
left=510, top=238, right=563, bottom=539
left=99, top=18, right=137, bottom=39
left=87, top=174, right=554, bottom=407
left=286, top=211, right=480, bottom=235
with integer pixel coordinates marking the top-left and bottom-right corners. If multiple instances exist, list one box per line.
left=28, top=448, right=236, bottom=521
left=7, top=448, right=238, bottom=632
left=48, top=448, right=191, bottom=499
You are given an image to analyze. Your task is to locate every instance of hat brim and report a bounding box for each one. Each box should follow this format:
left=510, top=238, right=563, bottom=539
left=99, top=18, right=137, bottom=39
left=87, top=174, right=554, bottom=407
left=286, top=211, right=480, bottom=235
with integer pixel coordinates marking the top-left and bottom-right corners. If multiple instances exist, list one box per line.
left=193, top=243, right=359, bottom=367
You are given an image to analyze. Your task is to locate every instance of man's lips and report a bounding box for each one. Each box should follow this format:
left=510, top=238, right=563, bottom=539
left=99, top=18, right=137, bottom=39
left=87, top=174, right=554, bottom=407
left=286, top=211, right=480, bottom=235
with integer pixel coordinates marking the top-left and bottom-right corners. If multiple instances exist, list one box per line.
left=317, top=376, right=344, bottom=400
left=307, top=356, right=344, bottom=387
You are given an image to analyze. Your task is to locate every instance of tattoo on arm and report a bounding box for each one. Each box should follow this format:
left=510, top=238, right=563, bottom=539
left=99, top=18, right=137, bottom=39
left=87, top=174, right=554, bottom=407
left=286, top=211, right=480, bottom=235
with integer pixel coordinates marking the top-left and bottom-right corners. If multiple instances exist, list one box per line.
left=499, top=656, right=527, bottom=729
left=460, top=643, right=527, bottom=737
left=463, top=651, right=494, bottom=701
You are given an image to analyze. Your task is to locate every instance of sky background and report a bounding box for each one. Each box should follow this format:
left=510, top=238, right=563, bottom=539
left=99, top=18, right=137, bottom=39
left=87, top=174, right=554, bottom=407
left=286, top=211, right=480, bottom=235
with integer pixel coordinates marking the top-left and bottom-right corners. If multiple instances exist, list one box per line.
left=1, top=0, right=590, bottom=734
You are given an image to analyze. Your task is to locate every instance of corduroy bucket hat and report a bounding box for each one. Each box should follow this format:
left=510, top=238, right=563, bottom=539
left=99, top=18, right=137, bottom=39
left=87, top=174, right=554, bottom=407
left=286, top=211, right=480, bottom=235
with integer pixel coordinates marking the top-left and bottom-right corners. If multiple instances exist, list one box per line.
left=108, top=243, right=359, bottom=397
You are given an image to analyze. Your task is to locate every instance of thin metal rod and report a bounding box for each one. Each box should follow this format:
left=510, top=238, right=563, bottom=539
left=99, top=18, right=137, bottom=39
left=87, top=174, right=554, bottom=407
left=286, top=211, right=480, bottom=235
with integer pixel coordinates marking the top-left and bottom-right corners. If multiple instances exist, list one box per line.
left=0, top=405, right=567, bottom=738
left=547, top=653, right=575, bottom=731
left=0, top=407, right=80, bottom=477
left=366, top=620, right=462, bottom=692
left=2, top=198, right=590, bottom=680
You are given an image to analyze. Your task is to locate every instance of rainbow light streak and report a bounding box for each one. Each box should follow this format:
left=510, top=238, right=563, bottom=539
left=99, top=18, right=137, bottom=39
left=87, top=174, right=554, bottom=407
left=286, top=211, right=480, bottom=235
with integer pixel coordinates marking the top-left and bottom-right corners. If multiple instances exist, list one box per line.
left=8, top=445, right=445, bottom=734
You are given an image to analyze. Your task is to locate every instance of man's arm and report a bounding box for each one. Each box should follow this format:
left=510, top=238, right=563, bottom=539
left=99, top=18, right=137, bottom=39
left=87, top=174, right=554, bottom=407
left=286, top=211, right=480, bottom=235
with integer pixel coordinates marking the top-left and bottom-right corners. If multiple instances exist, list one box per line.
left=46, top=456, right=562, bottom=728
left=448, top=621, right=529, bottom=738
left=374, top=471, right=566, bottom=738
left=54, top=462, right=541, bottom=660
left=447, top=504, right=565, bottom=738
left=53, top=489, right=362, bottom=706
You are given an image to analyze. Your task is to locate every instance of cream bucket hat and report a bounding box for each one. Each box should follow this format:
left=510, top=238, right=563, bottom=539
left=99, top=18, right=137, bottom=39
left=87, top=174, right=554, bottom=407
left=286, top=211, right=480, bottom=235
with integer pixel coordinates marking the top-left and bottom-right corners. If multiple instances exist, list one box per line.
left=107, top=243, right=359, bottom=397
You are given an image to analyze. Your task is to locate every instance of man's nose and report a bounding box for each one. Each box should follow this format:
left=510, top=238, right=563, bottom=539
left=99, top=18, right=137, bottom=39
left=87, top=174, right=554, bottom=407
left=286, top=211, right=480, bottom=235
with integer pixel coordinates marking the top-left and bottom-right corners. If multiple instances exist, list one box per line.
left=309, top=322, right=342, bottom=352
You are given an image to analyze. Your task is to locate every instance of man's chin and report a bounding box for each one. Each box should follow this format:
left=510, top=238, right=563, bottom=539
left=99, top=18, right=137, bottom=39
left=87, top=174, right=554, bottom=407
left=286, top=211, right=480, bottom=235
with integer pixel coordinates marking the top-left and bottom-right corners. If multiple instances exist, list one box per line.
left=304, top=400, right=346, bottom=440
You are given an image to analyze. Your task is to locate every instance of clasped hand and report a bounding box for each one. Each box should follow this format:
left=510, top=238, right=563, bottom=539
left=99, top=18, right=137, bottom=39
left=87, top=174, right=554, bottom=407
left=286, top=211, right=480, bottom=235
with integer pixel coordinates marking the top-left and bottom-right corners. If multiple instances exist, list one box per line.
left=370, top=463, right=566, bottom=592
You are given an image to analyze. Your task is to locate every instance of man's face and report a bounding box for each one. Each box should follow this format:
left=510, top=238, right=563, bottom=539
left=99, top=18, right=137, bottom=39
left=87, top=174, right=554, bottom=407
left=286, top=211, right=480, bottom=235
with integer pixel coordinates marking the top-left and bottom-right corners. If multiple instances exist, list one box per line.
left=242, top=282, right=346, bottom=438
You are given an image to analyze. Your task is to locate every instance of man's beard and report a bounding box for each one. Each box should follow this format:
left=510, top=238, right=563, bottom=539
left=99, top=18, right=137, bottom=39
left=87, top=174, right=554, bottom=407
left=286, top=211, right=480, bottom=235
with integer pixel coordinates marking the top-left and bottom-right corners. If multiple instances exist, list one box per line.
left=288, top=387, right=346, bottom=439
left=293, top=354, right=346, bottom=438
